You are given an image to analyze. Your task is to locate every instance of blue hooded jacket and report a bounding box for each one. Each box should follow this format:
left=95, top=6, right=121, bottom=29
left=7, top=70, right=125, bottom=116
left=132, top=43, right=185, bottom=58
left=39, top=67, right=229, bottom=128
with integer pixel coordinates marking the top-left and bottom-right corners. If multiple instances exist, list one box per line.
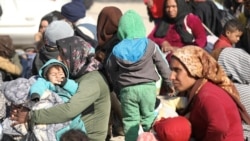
left=30, top=59, right=78, bottom=101
left=29, top=59, right=85, bottom=140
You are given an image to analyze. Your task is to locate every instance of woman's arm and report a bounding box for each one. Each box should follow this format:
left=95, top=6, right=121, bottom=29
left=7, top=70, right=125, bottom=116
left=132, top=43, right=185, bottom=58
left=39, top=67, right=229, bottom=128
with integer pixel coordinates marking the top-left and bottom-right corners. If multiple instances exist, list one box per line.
left=187, top=14, right=207, bottom=48
left=30, top=74, right=101, bottom=124
left=11, top=72, right=101, bottom=126
left=148, top=25, right=166, bottom=46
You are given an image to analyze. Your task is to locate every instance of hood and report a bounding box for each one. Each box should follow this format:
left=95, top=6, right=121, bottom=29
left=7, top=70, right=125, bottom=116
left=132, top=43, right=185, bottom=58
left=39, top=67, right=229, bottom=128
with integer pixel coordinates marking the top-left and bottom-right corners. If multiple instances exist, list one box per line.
left=117, top=10, right=146, bottom=40
left=38, top=59, right=69, bottom=79
left=112, top=38, right=155, bottom=71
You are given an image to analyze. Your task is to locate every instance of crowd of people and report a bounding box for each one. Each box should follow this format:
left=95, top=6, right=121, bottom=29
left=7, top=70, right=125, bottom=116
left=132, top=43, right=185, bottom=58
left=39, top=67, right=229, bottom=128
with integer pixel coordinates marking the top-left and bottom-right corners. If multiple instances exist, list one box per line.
left=1, top=0, right=250, bottom=141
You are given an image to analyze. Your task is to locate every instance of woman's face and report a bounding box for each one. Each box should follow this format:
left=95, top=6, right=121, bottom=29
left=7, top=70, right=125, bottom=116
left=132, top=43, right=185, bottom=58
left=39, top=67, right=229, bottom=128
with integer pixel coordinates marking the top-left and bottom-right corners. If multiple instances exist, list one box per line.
left=170, top=57, right=196, bottom=92
left=165, top=0, right=178, bottom=18
left=39, top=20, right=49, bottom=33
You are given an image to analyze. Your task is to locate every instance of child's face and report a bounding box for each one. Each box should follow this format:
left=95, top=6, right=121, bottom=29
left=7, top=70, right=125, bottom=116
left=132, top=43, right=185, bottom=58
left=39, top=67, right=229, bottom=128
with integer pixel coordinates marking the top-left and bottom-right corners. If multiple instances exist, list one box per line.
left=226, top=30, right=243, bottom=45
left=47, top=67, right=65, bottom=84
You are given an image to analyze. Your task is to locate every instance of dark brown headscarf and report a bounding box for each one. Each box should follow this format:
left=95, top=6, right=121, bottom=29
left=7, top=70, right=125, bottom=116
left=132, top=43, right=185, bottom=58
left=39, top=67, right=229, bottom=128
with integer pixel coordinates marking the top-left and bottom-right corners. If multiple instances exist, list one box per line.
left=96, top=6, right=122, bottom=47
left=173, top=45, right=250, bottom=124
left=95, top=6, right=122, bottom=64
left=0, top=35, right=15, bottom=58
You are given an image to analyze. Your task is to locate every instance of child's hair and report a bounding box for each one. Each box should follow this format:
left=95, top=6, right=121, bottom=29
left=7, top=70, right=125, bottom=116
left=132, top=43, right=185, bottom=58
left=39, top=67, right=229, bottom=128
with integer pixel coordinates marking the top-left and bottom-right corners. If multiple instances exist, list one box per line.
left=60, top=129, right=89, bottom=141
left=222, top=19, right=244, bottom=35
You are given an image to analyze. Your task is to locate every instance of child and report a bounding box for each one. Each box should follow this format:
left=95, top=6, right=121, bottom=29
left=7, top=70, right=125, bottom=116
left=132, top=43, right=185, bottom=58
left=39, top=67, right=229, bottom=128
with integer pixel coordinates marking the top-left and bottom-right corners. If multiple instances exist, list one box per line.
left=60, top=129, right=89, bottom=141
left=213, top=19, right=244, bottom=50
left=29, top=59, right=85, bottom=141
left=106, top=10, right=173, bottom=141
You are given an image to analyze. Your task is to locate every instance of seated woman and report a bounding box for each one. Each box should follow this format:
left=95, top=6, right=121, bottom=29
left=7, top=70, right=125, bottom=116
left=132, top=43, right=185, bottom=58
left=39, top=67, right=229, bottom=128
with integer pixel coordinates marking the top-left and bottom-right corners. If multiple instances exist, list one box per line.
left=148, top=0, right=207, bottom=61
left=170, top=46, right=250, bottom=141
left=10, top=36, right=111, bottom=141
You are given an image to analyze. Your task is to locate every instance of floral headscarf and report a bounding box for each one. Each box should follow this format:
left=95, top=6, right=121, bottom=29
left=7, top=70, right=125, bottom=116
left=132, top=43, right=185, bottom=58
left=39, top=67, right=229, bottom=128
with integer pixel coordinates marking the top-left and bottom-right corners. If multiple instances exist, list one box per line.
left=172, top=45, right=250, bottom=124
left=56, top=36, right=102, bottom=79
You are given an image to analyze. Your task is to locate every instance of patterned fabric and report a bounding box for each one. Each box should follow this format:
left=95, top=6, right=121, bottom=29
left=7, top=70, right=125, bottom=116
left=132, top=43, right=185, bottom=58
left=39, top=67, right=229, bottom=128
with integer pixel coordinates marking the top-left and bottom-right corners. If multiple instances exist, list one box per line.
left=172, top=45, right=250, bottom=124
left=154, top=0, right=192, bottom=40
left=3, top=77, right=36, bottom=106
left=1, top=76, right=37, bottom=137
left=216, top=48, right=250, bottom=139
left=32, top=90, right=70, bottom=141
left=0, top=73, right=6, bottom=120
left=1, top=76, right=74, bottom=140
left=217, top=48, right=250, bottom=114
left=56, top=36, right=102, bottom=79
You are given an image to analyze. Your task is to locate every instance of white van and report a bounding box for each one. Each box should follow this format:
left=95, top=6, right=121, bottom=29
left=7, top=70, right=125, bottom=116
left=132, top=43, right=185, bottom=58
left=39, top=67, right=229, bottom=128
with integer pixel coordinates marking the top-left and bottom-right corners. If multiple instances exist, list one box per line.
left=0, top=0, right=70, bottom=49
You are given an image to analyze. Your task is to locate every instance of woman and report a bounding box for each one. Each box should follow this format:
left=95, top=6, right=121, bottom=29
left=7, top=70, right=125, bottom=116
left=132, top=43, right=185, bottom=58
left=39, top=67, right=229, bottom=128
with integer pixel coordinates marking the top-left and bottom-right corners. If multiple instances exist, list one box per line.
left=11, top=36, right=111, bottom=141
left=170, top=46, right=250, bottom=141
left=148, top=0, right=207, bottom=61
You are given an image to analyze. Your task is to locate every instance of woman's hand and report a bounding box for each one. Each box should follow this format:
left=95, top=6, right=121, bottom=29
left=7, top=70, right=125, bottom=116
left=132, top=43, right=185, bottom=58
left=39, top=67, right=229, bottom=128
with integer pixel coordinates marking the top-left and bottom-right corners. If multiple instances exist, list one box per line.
left=161, top=41, right=174, bottom=53
left=34, top=32, right=43, bottom=42
left=10, top=105, right=30, bottom=126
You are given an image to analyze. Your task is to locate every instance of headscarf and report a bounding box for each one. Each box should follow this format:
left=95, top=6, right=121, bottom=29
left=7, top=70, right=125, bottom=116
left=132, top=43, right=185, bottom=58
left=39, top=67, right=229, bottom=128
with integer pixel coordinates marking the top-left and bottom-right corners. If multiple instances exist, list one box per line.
left=56, top=36, right=102, bottom=79
left=97, top=6, right=122, bottom=47
left=172, top=45, right=250, bottom=124
left=117, top=10, right=146, bottom=40
left=154, top=0, right=193, bottom=43
left=0, top=35, right=15, bottom=58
